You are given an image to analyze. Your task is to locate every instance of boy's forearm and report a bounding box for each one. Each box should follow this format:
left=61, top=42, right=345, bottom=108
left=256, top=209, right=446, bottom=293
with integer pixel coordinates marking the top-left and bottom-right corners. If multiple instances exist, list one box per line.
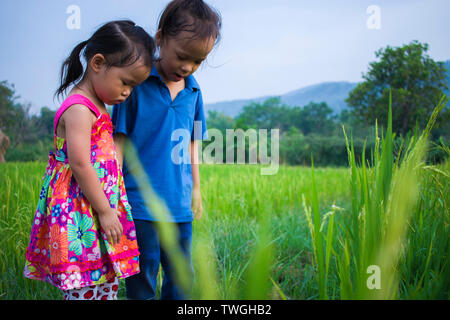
left=190, top=140, right=200, bottom=189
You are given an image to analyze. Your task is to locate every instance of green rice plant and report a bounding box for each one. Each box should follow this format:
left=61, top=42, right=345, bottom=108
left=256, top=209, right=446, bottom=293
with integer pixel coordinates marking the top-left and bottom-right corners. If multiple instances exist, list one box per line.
left=302, top=183, right=340, bottom=300
left=0, top=162, right=61, bottom=299
left=242, top=210, right=274, bottom=299
left=337, top=93, right=448, bottom=299
left=191, top=230, right=220, bottom=300
left=399, top=139, right=449, bottom=299
left=1, top=118, right=447, bottom=300
left=372, top=96, right=447, bottom=299
left=302, top=92, right=448, bottom=300
left=302, top=159, right=326, bottom=299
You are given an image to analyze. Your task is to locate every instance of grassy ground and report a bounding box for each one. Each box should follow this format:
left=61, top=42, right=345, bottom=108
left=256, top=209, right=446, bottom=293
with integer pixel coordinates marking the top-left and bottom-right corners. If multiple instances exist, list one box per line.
left=1, top=160, right=448, bottom=300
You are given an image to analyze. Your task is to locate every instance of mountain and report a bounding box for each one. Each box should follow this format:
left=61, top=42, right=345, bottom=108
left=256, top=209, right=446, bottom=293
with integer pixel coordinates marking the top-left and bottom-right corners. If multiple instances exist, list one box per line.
left=205, top=59, right=450, bottom=119
left=281, top=81, right=358, bottom=114
left=204, top=81, right=358, bottom=118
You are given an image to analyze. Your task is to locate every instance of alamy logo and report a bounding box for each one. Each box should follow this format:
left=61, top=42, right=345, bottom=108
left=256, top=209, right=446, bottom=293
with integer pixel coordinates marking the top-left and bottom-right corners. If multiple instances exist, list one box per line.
left=366, top=5, right=381, bottom=30
left=366, top=265, right=381, bottom=290
left=171, top=122, right=279, bottom=175
left=66, top=5, right=81, bottom=30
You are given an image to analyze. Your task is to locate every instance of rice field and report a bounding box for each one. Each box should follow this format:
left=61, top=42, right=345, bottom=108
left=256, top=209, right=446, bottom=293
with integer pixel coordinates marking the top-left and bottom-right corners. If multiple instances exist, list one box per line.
left=0, top=161, right=344, bottom=299
left=1, top=161, right=448, bottom=300
left=1, top=101, right=449, bottom=300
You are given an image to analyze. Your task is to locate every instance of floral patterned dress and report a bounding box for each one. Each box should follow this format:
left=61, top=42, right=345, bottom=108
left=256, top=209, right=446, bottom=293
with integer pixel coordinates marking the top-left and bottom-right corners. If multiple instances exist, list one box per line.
left=24, top=94, right=140, bottom=291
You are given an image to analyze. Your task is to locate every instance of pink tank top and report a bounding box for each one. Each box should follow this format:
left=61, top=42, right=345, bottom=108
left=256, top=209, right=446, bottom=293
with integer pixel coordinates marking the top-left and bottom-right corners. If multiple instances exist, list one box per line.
left=53, top=94, right=101, bottom=135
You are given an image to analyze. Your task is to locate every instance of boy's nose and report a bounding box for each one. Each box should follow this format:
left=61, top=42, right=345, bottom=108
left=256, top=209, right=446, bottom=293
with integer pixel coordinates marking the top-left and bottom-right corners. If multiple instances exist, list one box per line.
left=181, top=63, right=193, bottom=75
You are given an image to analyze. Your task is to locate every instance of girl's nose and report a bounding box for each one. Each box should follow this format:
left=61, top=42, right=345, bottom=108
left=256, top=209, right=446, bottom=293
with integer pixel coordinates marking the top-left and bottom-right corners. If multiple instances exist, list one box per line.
left=122, top=89, right=130, bottom=97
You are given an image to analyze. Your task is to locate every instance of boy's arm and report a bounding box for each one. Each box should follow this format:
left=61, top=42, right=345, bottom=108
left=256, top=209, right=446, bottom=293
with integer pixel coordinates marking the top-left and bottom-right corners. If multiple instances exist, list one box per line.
left=190, top=140, right=203, bottom=220
left=111, top=93, right=137, bottom=169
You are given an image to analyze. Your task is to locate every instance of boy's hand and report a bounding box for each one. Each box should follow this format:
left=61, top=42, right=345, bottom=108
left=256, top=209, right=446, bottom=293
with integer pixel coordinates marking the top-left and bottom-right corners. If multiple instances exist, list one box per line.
left=192, top=187, right=203, bottom=220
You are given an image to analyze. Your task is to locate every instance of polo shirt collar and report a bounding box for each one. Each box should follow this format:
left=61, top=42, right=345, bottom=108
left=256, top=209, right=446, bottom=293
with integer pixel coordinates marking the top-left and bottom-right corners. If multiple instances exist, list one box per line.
left=149, top=65, right=199, bottom=91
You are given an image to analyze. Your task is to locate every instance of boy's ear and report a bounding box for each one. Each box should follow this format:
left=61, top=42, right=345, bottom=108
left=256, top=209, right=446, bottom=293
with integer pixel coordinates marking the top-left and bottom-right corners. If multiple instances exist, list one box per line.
left=155, top=29, right=163, bottom=47
left=90, top=53, right=107, bottom=73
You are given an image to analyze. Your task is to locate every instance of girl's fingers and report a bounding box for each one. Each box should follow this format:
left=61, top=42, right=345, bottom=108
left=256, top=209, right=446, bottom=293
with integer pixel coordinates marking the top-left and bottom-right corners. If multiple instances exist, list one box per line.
left=106, top=230, right=112, bottom=244
left=112, top=230, right=119, bottom=245
left=114, top=225, right=122, bottom=245
left=105, top=218, right=123, bottom=245
left=109, top=230, right=115, bottom=244
left=116, top=228, right=122, bottom=244
left=108, top=229, right=118, bottom=245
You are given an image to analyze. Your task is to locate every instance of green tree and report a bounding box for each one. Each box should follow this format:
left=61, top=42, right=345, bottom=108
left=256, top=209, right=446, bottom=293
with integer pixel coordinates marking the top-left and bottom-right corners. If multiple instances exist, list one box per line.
left=36, top=107, right=56, bottom=139
left=206, top=110, right=234, bottom=133
left=0, top=80, right=18, bottom=132
left=0, top=81, right=55, bottom=161
left=0, top=80, right=30, bottom=149
left=234, top=98, right=336, bottom=136
left=234, top=97, right=291, bottom=132
left=346, top=41, right=448, bottom=136
left=295, top=102, right=335, bottom=136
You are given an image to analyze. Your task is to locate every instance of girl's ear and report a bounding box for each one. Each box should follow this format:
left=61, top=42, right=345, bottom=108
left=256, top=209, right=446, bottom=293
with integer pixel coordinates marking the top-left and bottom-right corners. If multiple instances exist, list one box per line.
left=90, top=53, right=107, bottom=73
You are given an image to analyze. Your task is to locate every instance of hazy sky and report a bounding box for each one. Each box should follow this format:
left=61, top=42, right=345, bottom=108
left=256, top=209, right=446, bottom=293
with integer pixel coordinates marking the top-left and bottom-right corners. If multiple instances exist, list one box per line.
left=1, top=0, right=450, bottom=114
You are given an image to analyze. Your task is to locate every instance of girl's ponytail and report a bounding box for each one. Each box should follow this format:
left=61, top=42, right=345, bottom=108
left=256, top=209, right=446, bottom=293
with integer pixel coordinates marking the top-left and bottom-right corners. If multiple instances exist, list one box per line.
left=55, top=40, right=89, bottom=98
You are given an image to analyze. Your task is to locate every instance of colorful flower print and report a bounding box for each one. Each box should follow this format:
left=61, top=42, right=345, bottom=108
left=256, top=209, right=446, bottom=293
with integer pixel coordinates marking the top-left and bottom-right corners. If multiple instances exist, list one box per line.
left=24, top=103, right=140, bottom=291
left=50, top=225, right=68, bottom=264
left=51, top=204, right=62, bottom=217
left=68, top=212, right=96, bottom=256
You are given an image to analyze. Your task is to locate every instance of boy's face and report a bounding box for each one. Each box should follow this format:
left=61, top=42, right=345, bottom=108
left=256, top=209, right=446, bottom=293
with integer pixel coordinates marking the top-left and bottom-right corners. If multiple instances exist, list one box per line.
left=156, top=30, right=215, bottom=83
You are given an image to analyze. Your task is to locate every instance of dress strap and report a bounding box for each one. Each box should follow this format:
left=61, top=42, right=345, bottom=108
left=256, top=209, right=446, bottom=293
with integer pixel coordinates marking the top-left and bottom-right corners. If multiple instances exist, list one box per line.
left=54, top=94, right=102, bottom=135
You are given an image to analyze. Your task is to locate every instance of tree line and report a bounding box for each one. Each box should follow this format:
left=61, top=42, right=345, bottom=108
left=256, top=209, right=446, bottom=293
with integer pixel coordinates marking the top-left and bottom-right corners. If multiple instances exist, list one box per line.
left=0, top=41, right=448, bottom=165
left=207, top=41, right=449, bottom=166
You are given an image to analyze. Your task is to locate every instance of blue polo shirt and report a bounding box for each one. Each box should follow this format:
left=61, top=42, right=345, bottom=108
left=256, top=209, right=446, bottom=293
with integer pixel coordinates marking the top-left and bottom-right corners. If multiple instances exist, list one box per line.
left=111, top=65, right=208, bottom=222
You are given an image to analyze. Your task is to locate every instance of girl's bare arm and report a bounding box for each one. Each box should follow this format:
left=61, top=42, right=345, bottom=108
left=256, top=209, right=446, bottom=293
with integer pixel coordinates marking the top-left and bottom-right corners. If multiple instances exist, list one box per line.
left=63, top=105, right=123, bottom=245
left=113, top=133, right=126, bottom=169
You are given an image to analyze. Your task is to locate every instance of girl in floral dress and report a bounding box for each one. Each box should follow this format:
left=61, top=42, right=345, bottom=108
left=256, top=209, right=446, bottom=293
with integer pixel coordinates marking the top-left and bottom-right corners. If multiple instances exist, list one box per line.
left=23, top=20, right=155, bottom=300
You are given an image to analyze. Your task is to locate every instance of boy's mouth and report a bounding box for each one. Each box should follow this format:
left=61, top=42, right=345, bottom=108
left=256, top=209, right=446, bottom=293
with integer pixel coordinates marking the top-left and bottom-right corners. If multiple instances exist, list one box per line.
left=174, top=73, right=183, bottom=81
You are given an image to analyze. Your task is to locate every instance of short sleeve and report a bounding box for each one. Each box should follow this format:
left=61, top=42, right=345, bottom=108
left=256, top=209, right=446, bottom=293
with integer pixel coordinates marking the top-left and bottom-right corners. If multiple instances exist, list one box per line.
left=192, top=91, right=208, bottom=141
left=112, top=91, right=137, bottom=136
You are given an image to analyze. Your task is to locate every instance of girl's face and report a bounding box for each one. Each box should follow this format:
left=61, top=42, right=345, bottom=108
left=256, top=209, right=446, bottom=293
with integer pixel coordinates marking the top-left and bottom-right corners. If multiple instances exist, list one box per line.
left=91, top=55, right=150, bottom=105
left=156, top=31, right=215, bottom=83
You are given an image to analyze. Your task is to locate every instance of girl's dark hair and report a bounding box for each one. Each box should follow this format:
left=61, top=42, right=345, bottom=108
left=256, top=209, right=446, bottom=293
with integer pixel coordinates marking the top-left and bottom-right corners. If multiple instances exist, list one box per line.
left=158, top=0, right=221, bottom=43
left=56, top=20, right=156, bottom=98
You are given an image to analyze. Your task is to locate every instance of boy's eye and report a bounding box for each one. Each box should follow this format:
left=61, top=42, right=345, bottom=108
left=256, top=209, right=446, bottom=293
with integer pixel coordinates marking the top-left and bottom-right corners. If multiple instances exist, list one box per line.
left=177, top=53, right=203, bottom=65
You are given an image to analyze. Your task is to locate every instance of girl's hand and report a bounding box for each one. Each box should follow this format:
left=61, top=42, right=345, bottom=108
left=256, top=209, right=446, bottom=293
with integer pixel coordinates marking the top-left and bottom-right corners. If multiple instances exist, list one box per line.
left=192, top=187, right=203, bottom=220
left=98, top=208, right=123, bottom=245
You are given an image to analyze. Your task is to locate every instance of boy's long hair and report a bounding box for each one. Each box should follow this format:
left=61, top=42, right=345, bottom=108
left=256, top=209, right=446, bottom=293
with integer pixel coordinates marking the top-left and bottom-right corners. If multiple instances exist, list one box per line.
left=158, top=0, right=222, bottom=43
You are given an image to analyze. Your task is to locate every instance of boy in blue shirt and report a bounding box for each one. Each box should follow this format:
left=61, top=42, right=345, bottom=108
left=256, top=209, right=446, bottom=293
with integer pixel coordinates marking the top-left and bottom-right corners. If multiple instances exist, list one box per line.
left=112, top=0, right=221, bottom=300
